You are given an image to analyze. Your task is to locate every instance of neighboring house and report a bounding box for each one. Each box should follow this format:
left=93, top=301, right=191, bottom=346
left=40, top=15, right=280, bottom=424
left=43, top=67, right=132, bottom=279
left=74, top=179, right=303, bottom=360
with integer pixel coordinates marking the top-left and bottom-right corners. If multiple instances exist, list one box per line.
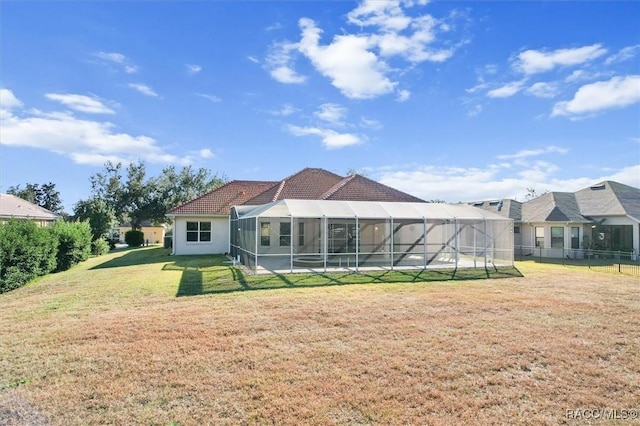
left=471, top=181, right=640, bottom=257
left=0, top=193, right=60, bottom=226
left=167, top=168, right=425, bottom=256
left=113, top=221, right=167, bottom=245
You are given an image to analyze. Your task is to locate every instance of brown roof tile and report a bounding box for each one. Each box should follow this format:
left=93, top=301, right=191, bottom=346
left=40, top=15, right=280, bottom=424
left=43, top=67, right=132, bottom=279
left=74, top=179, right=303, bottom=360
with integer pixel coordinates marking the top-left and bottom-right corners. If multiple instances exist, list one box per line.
left=324, top=174, right=425, bottom=202
left=168, top=180, right=278, bottom=215
left=168, top=168, right=425, bottom=216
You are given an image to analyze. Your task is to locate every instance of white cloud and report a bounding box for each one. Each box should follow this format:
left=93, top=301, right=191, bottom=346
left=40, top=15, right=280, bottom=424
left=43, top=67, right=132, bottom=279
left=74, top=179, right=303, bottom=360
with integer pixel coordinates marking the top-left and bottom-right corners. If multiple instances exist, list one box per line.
left=497, top=146, right=569, bottom=160
left=247, top=56, right=260, bottom=64
left=128, top=83, right=159, bottom=97
left=271, top=66, right=307, bottom=84
left=514, top=44, right=607, bottom=75
left=285, top=124, right=363, bottom=149
left=186, top=64, right=202, bottom=75
left=94, top=51, right=138, bottom=74
left=1, top=107, right=190, bottom=166
left=552, top=75, right=640, bottom=117
left=266, top=1, right=460, bottom=99
left=266, top=41, right=307, bottom=84
left=526, top=82, right=559, bottom=98
left=298, top=18, right=396, bottom=99
left=396, top=89, right=411, bottom=102
left=45, top=93, right=115, bottom=114
left=375, top=162, right=640, bottom=203
left=605, top=45, right=640, bottom=65
left=199, top=148, right=214, bottom=158
left=95, top=51, right=126, bottom=63
left=196, top=93, right=222, bottom=103
left=487, top=80, right=525, bottom=98
left=0, top=88, right=23, bottom=110
left=270, top=104, right=298, bottom=116
left=314, top=103, right=347, bottom=125
left=347, top=0, right=412, bottom=31
left=360, top=117, right=382, bottom=130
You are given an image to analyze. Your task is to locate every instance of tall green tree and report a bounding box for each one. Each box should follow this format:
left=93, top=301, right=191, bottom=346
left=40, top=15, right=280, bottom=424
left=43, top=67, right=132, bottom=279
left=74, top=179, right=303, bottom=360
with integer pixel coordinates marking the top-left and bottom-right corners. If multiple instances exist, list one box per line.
left=73, top=198, right=117, bottom=241
left=7, top=182, right=64, bottom=214
left=87, top=161, right=226, bottom=230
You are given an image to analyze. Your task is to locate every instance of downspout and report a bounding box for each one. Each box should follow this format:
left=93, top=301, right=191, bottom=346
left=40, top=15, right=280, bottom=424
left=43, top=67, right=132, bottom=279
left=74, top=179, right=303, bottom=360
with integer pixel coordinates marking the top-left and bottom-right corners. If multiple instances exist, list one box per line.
left=390, top=217, right=394, bottom=270
left=355, top=216, right=359, bottom=273
left=423, top=217, right=427, bottom=270
left=323, top=216, right=327, bottom=273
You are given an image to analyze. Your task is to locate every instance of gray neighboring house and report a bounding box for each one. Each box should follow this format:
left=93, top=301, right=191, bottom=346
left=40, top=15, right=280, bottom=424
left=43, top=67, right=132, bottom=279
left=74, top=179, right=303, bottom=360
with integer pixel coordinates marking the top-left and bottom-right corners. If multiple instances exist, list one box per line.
left=471, top=181, right=640, bottom=258
left=0, top=193, right=61, bottom=226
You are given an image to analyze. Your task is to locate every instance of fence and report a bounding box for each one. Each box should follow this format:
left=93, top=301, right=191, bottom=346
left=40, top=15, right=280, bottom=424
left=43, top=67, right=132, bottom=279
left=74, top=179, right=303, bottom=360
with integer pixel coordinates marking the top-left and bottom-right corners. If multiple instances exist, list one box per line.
left=515, top=245, right=640, bottom=276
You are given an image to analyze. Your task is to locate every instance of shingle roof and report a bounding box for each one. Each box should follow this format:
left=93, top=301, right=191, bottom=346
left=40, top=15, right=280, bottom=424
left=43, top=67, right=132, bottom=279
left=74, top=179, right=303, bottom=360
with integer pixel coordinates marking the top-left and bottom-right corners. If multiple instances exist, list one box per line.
left=575, top=181, right=640, bottom=221
left=468, top=199, right=522, bottom=220
left=168, top=168, right=425, bottom=216
left=0, top=193, right=60, bottom=221
left=469, top=180, right=640, bottom=224
left=521, top=192, right=590, bottom=223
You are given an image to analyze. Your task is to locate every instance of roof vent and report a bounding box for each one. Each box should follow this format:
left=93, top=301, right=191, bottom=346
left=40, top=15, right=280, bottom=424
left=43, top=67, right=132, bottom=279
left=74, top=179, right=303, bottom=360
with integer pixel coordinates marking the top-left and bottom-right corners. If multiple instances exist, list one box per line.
left=590, top=184, right=606, bottom=191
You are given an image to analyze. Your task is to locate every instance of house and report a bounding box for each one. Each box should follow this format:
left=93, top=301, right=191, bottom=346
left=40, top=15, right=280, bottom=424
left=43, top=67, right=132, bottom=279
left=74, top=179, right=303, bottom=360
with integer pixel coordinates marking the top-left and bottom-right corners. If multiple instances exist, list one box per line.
left=0, top=193, right=60, bottom=226
left=112, top=221, right=167, bottom=245
left=471, top=181, right=640, bottom=257
left=167, top=168, right=426, bottom=256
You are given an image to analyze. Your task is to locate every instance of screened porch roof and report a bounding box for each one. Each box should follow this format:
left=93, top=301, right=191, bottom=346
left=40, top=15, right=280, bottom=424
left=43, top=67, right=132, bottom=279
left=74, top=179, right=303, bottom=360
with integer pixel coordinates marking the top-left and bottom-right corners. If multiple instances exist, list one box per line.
left=233, top=199, right=511, bottom=221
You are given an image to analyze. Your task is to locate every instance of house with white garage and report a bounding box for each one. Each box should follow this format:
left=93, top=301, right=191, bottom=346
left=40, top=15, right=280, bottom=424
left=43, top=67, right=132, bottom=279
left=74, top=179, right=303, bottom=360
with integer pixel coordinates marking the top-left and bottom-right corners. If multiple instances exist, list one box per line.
left=471, top=181, right=640, bottom=258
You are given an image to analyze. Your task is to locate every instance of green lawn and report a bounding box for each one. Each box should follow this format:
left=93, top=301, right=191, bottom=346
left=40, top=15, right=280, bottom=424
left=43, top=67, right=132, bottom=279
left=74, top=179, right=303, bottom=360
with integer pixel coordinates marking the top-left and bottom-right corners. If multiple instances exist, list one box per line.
left=1, top=246, right=638, bottom=425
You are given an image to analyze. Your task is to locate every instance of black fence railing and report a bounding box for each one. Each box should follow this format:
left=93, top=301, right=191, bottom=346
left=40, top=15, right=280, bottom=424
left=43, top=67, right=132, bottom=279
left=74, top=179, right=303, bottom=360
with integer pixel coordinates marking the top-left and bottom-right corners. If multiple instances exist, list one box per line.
left=515, top=245, right=640, bottom=276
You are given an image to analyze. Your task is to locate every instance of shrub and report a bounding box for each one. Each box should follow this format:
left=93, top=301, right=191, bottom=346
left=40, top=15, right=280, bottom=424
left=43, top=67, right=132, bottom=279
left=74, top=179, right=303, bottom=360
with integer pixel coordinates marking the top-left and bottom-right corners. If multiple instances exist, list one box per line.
left=125, top=230, right=144, bottom=247
left=51, top=221, right=92, bottom=272
left=0, top=220, right=57, bottom=293
left=92, top=238, right=111, bottom=255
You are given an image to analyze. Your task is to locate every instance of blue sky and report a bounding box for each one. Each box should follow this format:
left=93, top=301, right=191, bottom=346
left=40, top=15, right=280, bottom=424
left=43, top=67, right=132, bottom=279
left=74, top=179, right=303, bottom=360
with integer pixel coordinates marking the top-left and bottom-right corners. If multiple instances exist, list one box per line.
left=1, top=0, right=639, bottom=211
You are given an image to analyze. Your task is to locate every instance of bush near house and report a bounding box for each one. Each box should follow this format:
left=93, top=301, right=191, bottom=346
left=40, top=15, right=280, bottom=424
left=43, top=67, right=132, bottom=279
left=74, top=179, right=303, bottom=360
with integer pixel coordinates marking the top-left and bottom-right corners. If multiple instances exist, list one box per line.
left=51, top=220, right=92, bottom=272
left=0, top=219, right=97, bottom=293
left=125, top=230, right=144, bottom=247
left=92, top=238, right=111, bottom=255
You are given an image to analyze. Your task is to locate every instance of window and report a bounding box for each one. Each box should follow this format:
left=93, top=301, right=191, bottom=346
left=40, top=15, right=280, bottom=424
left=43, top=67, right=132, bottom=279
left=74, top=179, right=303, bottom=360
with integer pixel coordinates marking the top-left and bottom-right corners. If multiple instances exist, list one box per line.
left=280, top=222, right=291, bottom=247
left=186, top=221, right=211, bottom=242
left=551, top=227, right=564, bottom=248
left=260, top=222, right=270, bottom=246
left=514, top=226, right=520, bottom=234
left=298, top=222, right=305, bottom=246
left=535, top=227, right=544, bottom=248
left=571, top=227, right=579, bottom=249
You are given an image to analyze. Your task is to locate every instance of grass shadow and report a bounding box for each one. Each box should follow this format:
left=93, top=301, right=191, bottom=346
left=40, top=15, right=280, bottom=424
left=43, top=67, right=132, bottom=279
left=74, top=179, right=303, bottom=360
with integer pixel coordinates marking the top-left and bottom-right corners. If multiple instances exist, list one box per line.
left=93, top=248, right=523, bottom=296
left=171, top=259, right=524, bottom=297
left=91, top=246, right=173, bottom=269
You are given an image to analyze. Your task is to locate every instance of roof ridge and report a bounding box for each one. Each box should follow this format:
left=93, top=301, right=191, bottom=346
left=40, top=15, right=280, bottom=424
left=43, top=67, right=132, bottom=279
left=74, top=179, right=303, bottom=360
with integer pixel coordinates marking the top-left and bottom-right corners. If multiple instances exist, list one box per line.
left=272, top=180, right=287, bottom=201
left=321, top=174, right=356, bottom=199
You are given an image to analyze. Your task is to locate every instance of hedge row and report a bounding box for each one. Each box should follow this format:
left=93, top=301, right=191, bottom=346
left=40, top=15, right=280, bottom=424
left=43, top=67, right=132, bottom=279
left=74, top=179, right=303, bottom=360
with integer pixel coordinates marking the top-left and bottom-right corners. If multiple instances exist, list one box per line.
left=0, top=220, right=95, bottom=293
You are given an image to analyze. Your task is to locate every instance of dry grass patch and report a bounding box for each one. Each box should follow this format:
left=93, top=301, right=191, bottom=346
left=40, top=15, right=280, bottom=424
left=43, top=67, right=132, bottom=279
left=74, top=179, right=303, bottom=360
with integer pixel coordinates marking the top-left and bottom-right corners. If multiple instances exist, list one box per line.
left=1, top=248, right=638, bottom=425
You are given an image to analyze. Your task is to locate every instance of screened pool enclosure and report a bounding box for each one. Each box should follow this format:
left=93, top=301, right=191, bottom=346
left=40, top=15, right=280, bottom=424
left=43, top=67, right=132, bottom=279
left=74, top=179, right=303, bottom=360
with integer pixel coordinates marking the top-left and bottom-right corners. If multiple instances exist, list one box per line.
left=230, top=200, right=514, bottom=274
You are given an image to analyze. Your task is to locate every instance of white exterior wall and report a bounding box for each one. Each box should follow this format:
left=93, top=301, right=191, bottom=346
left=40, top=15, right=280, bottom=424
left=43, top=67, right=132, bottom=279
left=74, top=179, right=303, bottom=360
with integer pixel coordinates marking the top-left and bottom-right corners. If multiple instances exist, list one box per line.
left=172, top=216, right=230, bottom=255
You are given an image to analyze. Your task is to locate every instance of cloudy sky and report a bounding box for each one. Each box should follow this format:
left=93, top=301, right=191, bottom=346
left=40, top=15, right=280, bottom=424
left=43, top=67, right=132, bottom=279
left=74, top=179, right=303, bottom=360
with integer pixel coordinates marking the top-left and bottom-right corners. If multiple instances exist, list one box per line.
left=1, top=0, right=639, bottom=211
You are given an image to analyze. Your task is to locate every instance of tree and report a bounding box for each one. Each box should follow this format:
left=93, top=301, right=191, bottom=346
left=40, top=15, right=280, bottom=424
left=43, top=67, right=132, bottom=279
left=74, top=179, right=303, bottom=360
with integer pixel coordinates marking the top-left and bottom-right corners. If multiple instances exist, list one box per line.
left=88, top=161, right=227, bottom=230
left=73, top=198, right=117, bottom=241
left=7, top=182, right=64, bottom=214
left=154, top=165, right=226, bottom=214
